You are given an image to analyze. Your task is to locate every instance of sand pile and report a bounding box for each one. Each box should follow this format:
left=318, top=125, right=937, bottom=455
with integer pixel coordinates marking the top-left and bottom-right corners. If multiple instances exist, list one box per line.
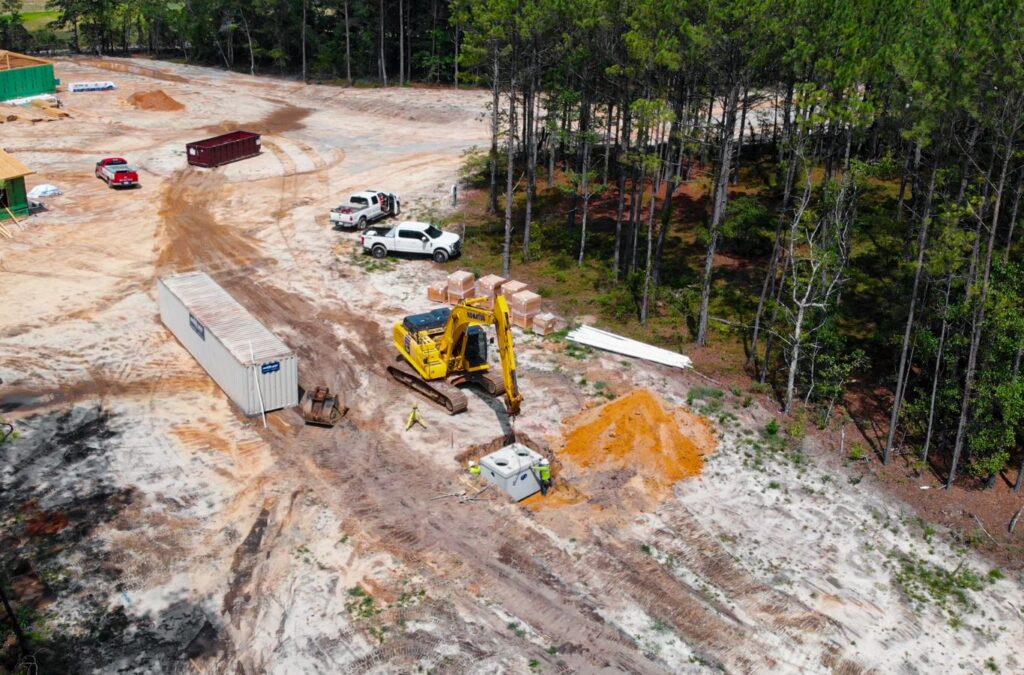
left=557, top=389, right=714, bottom=502
left=127, top=89, right=184, bottom=111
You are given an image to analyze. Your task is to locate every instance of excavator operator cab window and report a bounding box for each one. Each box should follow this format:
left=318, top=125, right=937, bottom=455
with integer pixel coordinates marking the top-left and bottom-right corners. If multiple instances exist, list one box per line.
left=465, top=326, right=488, bottom=368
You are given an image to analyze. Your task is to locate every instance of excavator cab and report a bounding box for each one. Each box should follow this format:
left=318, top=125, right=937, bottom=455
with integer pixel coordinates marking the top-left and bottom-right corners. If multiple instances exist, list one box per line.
left=464, top=326, right=487, bottom=368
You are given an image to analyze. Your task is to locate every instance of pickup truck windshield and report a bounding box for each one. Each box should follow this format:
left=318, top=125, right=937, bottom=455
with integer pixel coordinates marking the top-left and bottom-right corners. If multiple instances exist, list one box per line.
left=426, top=226, right=443, bottom=239
left=351, top=196, right=368, bottom=206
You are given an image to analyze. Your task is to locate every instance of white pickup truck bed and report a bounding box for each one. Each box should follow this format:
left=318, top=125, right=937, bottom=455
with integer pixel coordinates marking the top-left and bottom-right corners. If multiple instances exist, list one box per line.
left=331, top=189, right=400, bottom=229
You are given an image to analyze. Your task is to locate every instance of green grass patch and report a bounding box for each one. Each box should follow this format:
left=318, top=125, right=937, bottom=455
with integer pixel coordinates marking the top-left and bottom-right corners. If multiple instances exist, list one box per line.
left=688, top=385, right=725, bottom=401
left=350, top=250, right=396, bottom=273
left=892, top=552, right=997, bottom=625
left=17, top=10, right=59, bottom=31
left=847, top=442, right=868, bottom=461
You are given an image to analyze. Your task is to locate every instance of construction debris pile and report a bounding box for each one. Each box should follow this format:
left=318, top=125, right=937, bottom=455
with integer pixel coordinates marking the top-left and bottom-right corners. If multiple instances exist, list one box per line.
left=426, top=270, right=566, bottom=335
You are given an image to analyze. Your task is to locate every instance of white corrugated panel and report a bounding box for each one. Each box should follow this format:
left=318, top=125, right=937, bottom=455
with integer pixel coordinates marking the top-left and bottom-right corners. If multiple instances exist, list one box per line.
left=158, top=272, right=299, bottom=415
left=566, top=325, right=692, bottom=369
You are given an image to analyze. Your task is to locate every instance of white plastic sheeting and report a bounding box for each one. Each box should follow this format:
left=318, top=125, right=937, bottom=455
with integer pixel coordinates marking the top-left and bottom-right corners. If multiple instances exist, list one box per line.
left=27, top=184, right=61, bottom=198
left=566, top=325, right=692, bottom=369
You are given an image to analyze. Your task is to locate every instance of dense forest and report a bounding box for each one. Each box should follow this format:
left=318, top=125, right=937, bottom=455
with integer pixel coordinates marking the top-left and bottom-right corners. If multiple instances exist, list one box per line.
left=4, top=0, right=1024, bottom=492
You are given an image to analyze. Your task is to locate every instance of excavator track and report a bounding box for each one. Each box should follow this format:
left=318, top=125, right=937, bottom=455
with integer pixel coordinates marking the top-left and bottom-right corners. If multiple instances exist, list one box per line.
left=387, top=359, right=469, bottom=415
left=468, top=370, right=506, bottom=397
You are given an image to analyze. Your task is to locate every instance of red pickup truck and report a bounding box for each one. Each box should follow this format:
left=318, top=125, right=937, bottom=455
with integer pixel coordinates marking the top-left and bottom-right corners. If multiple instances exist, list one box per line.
left=95, top=157, right=139, bottom=188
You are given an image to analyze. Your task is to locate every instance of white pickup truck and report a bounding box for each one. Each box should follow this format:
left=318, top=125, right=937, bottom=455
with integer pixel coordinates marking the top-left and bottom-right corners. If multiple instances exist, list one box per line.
left=330, top=190, right=400, bottom=229
left=361, top=221, right=461, bottom=263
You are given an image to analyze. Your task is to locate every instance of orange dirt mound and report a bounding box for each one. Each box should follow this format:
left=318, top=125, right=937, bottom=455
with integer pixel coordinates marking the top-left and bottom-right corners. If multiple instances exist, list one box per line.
left=559, top=389, right=714, bottom=497
left=127, top=89, right=184, bottom=111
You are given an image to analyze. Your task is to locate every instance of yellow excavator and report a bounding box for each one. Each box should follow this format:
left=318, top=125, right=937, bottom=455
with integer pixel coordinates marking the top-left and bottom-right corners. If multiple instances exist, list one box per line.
left=387, top=295, right=523, bottom=415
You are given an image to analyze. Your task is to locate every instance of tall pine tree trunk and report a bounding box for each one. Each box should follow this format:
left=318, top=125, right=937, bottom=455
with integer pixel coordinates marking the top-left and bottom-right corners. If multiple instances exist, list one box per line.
left=654, top=119, right=685, bottom=286
left=523, top=58, right=538, bottom=261
left=1004, top=166, right=1023, bottom=263
left=566, top=93, right=591, bottom=231
left=697, top=83, right=740, bottom=346
left=502, top=79, right=517, bottom=278
left=884, top=164, right=938, bottom=464
left=614, top=97, right=632, bottom=278
left=922, top=274, right=953, bottom=465
left=748, top=227, right=783, bottom=369
left=733, top=87, right=748, bottom=185
left=378, top=0, right=388, bottom=85
left=760, top=256, right=788, bottom=384
left=453, top=25, right=459, bottom=87
left=578, top=135, right=592, bottom=267
left=488, top=49, right=500, bottom=214
left=343, top=0, right=352, bottom=85
left=947, top=142, right=1013, bottom=487
left=629, top=163, right=645, bottom=272
left=398, top=0, right=404, bottom=86
left=640, top=174, right=658, bottom=323
left=603, top=102, right=614, bottom=186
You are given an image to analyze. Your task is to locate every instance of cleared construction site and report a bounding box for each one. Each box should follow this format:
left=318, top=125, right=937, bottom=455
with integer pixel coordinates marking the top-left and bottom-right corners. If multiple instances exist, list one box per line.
left=0, top=57, right=1021, bottom=674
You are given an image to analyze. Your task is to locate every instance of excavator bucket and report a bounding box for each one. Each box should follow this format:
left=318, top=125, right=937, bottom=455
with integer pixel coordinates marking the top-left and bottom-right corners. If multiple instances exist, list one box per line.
left=300, top=386, right=346, bottom=427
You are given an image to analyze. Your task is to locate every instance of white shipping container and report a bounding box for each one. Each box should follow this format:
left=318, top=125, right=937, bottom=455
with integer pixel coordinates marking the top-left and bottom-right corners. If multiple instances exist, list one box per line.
left=158, top=272, right=299, bottom=415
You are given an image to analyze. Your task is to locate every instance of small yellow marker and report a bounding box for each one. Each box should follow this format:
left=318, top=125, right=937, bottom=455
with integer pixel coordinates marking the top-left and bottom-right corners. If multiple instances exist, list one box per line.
left=405, top=404, right=427, bottom=430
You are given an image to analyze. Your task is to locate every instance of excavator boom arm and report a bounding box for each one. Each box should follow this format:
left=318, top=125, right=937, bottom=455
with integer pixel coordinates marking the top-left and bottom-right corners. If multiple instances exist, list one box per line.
left=439, top=297, right=523, bottom=415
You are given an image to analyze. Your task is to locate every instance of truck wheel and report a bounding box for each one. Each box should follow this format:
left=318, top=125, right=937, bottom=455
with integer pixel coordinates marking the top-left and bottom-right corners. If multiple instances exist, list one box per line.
left=372, top=245, right=388, bottom=259
left=432, top=249, right=449, bottom=263
left=358, top=217, right=367, bottom=230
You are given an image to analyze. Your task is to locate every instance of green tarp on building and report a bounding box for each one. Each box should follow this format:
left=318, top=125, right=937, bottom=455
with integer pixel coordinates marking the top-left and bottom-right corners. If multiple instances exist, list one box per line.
left=0, top=150, right=34, bottom=221
left=0, top=50, right=58, bottom=101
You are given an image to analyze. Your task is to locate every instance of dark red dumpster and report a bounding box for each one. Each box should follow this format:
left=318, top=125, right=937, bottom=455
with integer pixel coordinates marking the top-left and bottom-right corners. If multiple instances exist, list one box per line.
left=186, top=131, right=261, bottom=168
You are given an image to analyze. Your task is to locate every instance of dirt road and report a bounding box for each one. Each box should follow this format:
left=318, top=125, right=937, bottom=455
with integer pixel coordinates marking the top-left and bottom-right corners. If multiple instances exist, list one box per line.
left=1, top=58, right=1020, bottom=674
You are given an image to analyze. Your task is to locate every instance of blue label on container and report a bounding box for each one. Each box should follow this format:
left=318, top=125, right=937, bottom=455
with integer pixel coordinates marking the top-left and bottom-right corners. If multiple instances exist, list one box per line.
left=189, top=313, right=205, bottom=340
left=261, top=361, right=280, bottom=374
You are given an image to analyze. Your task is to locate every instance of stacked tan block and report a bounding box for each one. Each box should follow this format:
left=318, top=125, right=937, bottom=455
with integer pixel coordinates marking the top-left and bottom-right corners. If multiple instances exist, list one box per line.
left=475, top=274, right=506, bottom=309
left=447, top=270, right=476, bottom=305
left=427, top=280, right=447, bottom=303
left=500, top=280, right=528, bottom=300
left=532, top=312, right=566, bottom=336
left=509, top=290, right=542, bottom=329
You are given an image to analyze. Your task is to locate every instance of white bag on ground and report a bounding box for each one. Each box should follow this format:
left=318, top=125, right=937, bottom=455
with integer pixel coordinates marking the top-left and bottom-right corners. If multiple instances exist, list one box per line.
left=28, top=184, right=62, bottom=198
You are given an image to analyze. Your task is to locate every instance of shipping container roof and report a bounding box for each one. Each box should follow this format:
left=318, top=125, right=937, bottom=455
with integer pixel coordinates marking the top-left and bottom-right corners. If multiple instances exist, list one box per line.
left=0, top=149, right=33, bottom=181
left=0, top=50, right=52, bottom=71
left=160, top=272, right=294, bottom=365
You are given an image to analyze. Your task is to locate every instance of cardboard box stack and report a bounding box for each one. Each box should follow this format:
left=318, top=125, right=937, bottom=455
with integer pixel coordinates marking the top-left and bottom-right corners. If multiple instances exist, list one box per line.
left=475, top=274, right=506, bottom=309
left=447, top=270, right=476, bottom=305
left=427, top=280, right=447, bottom=303
left=531, top=312, right=566, bottom=336
left=509, top=290, right=542, bottom=329
left=500, top=280, right=528, bottom=300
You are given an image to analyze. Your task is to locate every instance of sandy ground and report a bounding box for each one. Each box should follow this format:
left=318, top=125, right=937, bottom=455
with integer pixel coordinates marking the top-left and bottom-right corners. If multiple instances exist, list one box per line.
left=1, top=58, right=1022, bottom=674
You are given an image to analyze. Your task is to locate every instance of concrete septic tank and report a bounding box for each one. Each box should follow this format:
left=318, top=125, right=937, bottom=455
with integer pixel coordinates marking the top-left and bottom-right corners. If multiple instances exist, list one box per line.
left=479, top=443, right=544, bottom=501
